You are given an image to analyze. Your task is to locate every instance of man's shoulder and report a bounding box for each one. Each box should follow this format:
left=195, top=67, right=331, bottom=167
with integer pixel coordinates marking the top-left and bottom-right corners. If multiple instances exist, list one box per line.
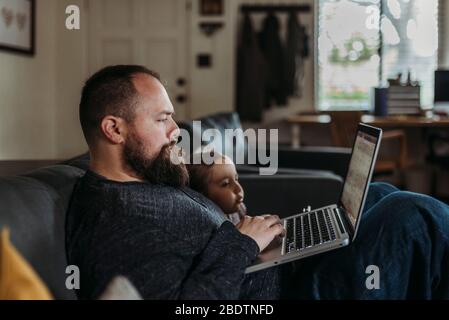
left=72, top=171, right=225, bottom=225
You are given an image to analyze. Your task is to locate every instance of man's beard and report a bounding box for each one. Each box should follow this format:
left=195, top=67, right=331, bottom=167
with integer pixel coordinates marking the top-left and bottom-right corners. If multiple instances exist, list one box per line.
left=123, top=133, right=189, bottom=188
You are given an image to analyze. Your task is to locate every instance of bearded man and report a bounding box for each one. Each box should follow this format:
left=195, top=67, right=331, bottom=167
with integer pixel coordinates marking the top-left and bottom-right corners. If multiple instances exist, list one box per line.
left=66, top=65, right=449, bottom=300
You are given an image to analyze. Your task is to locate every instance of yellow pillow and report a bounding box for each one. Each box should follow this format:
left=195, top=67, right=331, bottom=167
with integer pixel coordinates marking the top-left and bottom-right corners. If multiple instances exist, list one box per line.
left=0, top=229, right=52, bottom=300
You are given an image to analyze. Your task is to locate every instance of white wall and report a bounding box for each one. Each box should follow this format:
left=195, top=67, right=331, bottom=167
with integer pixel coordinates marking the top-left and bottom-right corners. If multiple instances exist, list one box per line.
left=55, top=0, right=88, bottom=159
left=189, top=0, right=237, bottom=119
left=0, top=0, right=57, bottom=160
left=0, top=0, right=88, bottom=160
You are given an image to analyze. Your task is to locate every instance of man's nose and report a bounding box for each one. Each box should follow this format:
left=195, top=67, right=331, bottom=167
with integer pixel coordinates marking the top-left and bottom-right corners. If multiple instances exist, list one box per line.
left=168, top=120, right=180, bottom=142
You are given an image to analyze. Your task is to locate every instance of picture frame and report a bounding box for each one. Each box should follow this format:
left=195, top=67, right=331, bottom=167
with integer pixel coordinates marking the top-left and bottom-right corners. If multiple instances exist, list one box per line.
left=200, top=0, right=223, bottom=16
left=0, top=0, right=35, bottom=55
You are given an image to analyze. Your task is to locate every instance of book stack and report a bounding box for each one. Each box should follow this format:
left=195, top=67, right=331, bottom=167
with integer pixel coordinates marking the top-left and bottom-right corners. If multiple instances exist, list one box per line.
left=387, top=85, right=421, bottom=115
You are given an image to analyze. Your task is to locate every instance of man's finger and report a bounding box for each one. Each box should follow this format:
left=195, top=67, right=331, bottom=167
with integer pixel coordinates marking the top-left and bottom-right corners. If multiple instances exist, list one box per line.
left=264, top=215, right=282, bottom=227
left=279, top=226, right=286, bottom=238
left=269, top=223, right=285, bottom=237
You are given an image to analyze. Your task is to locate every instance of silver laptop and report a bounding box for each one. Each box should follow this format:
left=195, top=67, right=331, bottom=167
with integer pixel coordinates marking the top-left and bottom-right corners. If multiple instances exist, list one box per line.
left=246, top=123, right=382, bottom=273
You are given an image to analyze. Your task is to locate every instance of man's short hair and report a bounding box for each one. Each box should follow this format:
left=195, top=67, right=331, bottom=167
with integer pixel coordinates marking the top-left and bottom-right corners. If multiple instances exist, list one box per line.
left=79, top=65, right=160, bottom=146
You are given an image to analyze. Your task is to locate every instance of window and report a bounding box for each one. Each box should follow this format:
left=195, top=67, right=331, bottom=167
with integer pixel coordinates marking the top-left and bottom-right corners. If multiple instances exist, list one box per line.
left=317, top=0, right=439, bottom=111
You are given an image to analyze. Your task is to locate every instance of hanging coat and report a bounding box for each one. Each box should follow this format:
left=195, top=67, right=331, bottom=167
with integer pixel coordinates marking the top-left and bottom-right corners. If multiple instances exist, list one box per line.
left=285, top=12, right=309, bottom=97
left=258, top=13, right=288, bottom=107
left=237, top=13, right=267, bottom=122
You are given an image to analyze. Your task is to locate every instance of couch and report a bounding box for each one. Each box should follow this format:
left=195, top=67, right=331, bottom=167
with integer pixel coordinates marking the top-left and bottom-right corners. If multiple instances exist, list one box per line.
left=0, top=165, right=83, bottom=300
left=178, top=112, right=351, bottom=178
left=0, top=165, right=344, bottom=299
left=0, top=113, right=350, bottom=299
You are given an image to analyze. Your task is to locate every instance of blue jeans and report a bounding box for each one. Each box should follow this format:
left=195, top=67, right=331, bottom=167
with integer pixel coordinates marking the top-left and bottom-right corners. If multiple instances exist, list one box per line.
left=281, top=182, right=449, bottom=299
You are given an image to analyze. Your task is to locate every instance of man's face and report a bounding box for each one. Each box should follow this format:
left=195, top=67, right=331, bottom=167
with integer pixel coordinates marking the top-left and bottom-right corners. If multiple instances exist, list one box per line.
left=122, top=73, right=188, bottom=186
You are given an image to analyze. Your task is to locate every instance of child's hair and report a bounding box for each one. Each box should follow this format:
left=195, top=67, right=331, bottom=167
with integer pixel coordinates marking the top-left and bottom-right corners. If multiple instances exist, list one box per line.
left=186, top=150, right=225, bottom=196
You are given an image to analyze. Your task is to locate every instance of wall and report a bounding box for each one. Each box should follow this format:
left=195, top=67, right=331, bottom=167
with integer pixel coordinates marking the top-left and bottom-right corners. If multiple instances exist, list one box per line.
left=0, top=0, right=88, bottom=161
left=55, top=0, right=88, bottom=159
left=189, top=0, right=237, bottom=119
left=0, top=0, right=57, bottom=160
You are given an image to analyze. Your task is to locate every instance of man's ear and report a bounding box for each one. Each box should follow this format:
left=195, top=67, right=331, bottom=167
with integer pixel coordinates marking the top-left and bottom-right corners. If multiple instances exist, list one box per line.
left=100, top=116, right=127, bottom=144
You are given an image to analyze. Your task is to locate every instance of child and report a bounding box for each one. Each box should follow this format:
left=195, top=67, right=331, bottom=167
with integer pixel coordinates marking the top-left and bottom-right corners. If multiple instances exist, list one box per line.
left=187, top=151, right=247, bottom=225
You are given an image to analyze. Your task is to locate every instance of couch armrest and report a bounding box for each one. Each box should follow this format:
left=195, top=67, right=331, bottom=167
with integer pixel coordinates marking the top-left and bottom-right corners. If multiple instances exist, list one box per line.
left=275, top=146, right=351, bottom=178
left=248, top=145, right=351, bottom=178
left=235, top=164, right=337, bottom=177
left=239, top=174, right=343, bottom=219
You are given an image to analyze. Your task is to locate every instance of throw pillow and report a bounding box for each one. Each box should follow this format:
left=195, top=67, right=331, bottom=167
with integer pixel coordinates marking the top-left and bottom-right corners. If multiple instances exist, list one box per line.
left=0, top=228, right=52, bottom=300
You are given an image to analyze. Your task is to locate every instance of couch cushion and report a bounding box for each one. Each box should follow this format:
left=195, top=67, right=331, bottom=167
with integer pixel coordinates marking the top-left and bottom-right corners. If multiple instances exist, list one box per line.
left=0, top=165, right=85, bottom=300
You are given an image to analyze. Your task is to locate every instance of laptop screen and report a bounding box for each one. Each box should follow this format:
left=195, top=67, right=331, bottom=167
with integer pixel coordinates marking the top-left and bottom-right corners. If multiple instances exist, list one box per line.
left=340, top=125, right=381, bottom=230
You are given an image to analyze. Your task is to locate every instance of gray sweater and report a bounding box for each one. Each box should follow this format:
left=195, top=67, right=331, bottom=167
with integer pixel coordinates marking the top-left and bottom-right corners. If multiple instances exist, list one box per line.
left=65, top=170, right=280, bottom=299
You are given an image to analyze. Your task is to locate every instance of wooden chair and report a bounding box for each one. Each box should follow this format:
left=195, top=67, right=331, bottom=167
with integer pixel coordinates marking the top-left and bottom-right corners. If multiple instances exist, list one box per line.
left=327, top=111, right=409, bottom=179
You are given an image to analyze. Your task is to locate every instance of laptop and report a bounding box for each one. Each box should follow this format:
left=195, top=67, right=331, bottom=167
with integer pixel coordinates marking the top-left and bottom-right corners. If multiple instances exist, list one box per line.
left=246, top=123, right=382, bottom=273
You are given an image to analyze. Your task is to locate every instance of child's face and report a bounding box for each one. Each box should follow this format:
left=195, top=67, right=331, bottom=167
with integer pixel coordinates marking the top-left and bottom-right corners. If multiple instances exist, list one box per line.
left=206, top=157, right=244, bottom=215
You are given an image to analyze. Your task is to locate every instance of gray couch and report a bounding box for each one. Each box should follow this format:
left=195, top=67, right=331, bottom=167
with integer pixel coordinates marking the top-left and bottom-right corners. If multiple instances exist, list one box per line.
left=0, top=113, right=349, bottom=299
left=0, top=165, right=83, bottom=300
left=0, top=164, right=344, bottom=299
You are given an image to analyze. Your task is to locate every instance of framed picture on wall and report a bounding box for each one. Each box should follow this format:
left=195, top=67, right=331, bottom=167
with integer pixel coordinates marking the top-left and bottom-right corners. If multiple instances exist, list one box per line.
left=0, top=0, right=35, bottom=55
left=200, top=0, right=223, bottom=16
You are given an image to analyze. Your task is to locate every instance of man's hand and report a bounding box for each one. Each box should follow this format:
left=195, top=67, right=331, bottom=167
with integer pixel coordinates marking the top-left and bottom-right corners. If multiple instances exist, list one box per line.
left=236, top=215, right=285, bottom=252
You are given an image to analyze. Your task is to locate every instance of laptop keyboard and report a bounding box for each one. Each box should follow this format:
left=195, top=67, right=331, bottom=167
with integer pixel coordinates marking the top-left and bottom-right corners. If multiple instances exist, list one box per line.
left=284, top=209, right=337, bottom=254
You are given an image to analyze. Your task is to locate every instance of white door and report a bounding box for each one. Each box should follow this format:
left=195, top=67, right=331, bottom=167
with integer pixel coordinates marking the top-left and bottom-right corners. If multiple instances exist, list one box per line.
left=87, top=0, right=191, bottom=121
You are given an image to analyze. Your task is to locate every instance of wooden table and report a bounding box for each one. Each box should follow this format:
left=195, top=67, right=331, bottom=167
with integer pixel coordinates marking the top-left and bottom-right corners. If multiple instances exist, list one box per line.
left=286, top=114, right=332, bottom=148
left=287, top=113, right=449, bottom=148
left=361, top=114, right=449, bottom=128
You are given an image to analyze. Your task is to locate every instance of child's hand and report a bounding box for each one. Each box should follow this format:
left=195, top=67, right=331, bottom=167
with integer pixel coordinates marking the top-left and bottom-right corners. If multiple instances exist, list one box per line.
left=237, top=202, right=247, bottom=219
